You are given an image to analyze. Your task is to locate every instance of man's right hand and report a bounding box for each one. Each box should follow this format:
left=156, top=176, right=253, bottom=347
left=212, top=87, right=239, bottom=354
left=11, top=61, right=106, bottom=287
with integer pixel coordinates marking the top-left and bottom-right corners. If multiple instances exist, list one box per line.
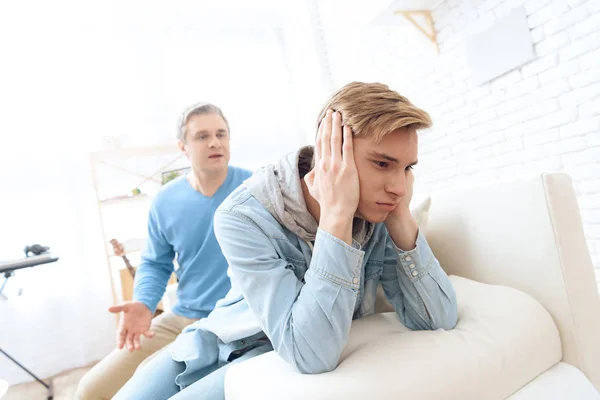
left=305, top=109, right=359, bottom=245
left=108, top=301, right=155, bottom=352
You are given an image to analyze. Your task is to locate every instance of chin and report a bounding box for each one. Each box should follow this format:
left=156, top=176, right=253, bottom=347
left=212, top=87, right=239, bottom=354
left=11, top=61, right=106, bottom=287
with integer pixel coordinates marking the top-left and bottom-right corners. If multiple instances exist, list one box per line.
left=355, top=209, right=388, bottom=224
left=200, top=163, right=227, bottom=173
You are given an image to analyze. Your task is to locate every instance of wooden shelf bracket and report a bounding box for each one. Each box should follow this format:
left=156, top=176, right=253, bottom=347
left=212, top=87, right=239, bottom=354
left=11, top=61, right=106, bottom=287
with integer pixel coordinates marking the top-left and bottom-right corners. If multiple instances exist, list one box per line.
left=395, top=10, right=439, bottom=53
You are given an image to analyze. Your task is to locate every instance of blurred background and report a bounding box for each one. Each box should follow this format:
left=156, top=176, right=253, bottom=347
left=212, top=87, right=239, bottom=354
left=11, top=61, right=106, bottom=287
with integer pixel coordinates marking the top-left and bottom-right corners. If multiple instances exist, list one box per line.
left=0, top=0, right=598, bottom=395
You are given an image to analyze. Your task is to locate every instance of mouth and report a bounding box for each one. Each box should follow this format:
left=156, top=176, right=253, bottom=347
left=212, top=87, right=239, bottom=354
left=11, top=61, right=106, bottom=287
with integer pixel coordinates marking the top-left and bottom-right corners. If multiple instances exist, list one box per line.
left=376, top=202, right=397, bottom=211
left=208, top=154, right=223, bottom=159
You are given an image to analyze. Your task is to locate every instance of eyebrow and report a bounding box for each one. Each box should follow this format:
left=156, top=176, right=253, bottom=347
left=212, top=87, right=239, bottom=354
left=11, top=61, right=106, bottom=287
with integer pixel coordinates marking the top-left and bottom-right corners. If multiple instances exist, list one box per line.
left=194, top=129, right=228, bottom=136
left=369, top=151, right=418, bottom=166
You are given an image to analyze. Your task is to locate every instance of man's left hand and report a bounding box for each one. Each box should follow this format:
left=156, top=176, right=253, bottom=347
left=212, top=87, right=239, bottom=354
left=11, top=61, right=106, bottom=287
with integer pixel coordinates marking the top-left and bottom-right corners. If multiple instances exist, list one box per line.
left=384, top=169, right=418, bottom=251
left=386, top=168, right=414, bottom=222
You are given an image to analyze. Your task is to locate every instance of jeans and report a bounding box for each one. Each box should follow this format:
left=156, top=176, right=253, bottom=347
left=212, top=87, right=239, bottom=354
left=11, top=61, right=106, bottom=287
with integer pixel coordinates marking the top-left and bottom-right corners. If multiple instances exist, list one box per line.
left=75, top=312, right=198, bottom=400
left=113, top=341, right=274, bottom=400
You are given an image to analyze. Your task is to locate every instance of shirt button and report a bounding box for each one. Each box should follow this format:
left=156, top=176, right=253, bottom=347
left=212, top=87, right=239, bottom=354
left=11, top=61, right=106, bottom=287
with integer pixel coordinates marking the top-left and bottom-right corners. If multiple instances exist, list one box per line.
left=409, top=263, right=416, bottom=269
left=353, top=277, right=358, bottom=284
left=411, top=270, right=418, bottom=277
left=406, top=256, right=412, bottom=262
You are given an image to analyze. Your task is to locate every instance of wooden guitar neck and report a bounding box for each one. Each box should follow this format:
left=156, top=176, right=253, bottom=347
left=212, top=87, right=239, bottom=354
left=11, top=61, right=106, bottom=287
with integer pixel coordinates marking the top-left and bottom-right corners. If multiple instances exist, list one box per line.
left=109, top=239, right=136, bottom=279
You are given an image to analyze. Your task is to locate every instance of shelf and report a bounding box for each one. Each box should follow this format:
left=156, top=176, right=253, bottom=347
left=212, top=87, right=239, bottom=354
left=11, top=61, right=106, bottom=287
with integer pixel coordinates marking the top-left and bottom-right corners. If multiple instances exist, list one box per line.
left=369, top=0, right=439, bottom=53
left=100, top=193, right=150, bottom=206
left=108, top=238, right=147, bottom=257
left=91, top=143, right=182, bottom=311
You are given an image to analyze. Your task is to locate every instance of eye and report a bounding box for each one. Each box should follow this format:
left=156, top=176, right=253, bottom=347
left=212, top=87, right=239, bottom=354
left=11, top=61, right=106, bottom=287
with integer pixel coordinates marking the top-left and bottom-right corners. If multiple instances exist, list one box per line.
left=405, top=165, right=414, bottom=171
left=373, top=161, right=389, bottom=169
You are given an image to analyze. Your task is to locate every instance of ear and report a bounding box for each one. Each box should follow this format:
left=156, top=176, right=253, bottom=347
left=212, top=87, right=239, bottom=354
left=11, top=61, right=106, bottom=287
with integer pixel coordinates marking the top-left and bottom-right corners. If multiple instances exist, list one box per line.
left=177, top=139, right=187, bottom=155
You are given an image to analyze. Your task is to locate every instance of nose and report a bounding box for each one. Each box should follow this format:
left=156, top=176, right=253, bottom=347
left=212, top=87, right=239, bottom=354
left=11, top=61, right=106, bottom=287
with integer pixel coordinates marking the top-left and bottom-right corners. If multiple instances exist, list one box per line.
left=208, top=135, right=221, bottom=148
left=385, top=173, right=407, bottom=198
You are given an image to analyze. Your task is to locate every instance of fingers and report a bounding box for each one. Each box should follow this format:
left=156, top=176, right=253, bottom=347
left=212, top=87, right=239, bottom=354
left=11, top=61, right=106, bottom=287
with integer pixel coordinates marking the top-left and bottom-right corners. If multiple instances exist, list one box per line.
left=406, top=168, right=415, bottom=184
left=108, top=305, right=123, bottom=313
left=133, top=333, right=141, bottom=351
left=330, top=111, right=343, bottom=164
left=116, top=326, right=126, bottom=350
left=407, top=168, right=415, bottom=191
left=126, top=331, right=135, bottom=352
left=342, top=125, right=354, bottom=165
left=143, top=330, right=155, bottom=339
left=130, top=330, right=155, bottom=352
left=320, top=110, right=332, bottom=161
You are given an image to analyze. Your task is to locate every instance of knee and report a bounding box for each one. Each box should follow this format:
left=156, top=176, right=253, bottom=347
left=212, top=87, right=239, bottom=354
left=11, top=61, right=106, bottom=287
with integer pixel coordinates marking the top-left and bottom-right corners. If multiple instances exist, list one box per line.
left=75, top=372, right=110, bottom=400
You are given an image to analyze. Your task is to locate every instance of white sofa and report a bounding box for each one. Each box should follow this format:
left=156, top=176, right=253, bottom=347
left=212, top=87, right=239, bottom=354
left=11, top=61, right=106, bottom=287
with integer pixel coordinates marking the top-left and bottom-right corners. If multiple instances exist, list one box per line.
left=224, top=173, right=600, bottom=399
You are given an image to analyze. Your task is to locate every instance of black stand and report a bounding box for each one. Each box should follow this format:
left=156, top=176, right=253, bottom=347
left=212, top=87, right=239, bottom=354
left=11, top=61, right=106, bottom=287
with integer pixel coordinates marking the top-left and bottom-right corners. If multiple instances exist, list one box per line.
left=0, top=253, right=59, bottom=400
left=0, top=349, right=53, bottom=400
left=0, top=271, right=11, bottom=299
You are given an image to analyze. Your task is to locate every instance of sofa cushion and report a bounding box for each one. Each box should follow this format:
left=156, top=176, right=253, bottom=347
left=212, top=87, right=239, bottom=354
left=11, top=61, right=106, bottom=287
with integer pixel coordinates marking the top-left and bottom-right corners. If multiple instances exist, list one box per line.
left=225, top=276, right=562, bottom=400
left=507, top=362, right=600, bottom=399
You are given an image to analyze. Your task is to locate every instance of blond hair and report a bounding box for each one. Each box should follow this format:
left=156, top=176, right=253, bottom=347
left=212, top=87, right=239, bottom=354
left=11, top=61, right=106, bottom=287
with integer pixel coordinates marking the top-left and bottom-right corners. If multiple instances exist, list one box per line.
left=315, top=82, right=432, bottom=141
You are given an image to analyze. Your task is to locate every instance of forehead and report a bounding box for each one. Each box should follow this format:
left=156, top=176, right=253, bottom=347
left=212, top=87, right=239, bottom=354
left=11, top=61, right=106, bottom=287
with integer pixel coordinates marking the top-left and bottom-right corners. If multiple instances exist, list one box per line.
left=356, top=128, right=418, bottom=157
left=186, top=113, right=228, bottom=131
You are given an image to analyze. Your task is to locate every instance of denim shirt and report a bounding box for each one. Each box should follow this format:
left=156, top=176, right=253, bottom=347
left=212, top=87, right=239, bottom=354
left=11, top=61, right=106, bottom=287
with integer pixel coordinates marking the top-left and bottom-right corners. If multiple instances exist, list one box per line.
left=168, top=184, right=458, bottom=384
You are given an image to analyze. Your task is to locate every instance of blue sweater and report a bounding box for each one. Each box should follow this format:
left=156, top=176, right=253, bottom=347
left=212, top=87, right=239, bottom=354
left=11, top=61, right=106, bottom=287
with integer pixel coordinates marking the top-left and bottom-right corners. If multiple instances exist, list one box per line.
left=133, top=166, right=252, bottom=319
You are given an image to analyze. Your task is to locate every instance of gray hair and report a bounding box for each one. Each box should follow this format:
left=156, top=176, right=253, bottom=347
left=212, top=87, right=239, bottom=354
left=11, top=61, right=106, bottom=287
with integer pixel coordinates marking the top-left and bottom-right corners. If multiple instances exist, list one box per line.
left=177, top=102, right=230, bottom=141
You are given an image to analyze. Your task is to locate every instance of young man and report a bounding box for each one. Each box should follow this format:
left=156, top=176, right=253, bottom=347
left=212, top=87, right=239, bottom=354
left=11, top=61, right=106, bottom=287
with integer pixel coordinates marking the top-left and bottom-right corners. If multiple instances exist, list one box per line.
left=114, top=82, right=458, bottom=400
left=76, top=103, right=252, bottom=400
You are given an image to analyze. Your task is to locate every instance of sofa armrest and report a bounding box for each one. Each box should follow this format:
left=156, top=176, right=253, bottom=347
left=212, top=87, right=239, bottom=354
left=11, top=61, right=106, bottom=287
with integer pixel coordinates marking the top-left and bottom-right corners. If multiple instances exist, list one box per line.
left=426, top=173, right=600, bottom=390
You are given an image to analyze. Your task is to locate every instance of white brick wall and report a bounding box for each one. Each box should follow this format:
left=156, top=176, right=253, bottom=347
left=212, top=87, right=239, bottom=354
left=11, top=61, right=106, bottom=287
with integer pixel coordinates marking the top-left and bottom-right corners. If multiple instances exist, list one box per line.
left=315, top=0, right=600, bottom=284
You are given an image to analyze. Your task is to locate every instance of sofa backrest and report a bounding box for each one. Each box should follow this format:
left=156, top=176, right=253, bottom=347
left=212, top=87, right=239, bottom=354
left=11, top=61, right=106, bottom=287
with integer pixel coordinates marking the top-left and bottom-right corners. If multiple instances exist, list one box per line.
left=425, top=172, right=600, bottom=390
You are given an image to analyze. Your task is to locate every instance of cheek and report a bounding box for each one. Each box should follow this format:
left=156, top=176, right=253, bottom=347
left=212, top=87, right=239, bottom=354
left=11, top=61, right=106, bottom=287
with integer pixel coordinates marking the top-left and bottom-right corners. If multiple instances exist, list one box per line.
left=358, top=179, right=378, bottom=210
left=358, top=171, right=380, bottom=195
left=359, top=178, right=371, bottom=197
left=193, top=144, right=209, bottom=157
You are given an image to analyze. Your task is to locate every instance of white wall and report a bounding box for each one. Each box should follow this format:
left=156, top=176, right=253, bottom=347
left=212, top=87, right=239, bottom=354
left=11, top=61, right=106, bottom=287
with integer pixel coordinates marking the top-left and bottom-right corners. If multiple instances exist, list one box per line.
left=0, top=0, right=315, bottom=385
left=314, top=0, right=600, bottom=285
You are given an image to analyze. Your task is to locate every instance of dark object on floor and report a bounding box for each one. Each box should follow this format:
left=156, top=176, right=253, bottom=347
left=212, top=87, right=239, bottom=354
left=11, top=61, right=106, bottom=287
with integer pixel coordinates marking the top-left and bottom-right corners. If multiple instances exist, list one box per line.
left=23, top=244, right=50, bottom=257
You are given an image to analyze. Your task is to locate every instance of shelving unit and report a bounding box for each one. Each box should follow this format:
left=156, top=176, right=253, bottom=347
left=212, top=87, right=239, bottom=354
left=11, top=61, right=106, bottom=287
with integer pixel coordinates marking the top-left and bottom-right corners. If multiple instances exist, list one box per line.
left=99, top=193, right=150, bottom=206
left=107, top=238, right=147, bottom=257
left=90, top=143, right=187, bottom=313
